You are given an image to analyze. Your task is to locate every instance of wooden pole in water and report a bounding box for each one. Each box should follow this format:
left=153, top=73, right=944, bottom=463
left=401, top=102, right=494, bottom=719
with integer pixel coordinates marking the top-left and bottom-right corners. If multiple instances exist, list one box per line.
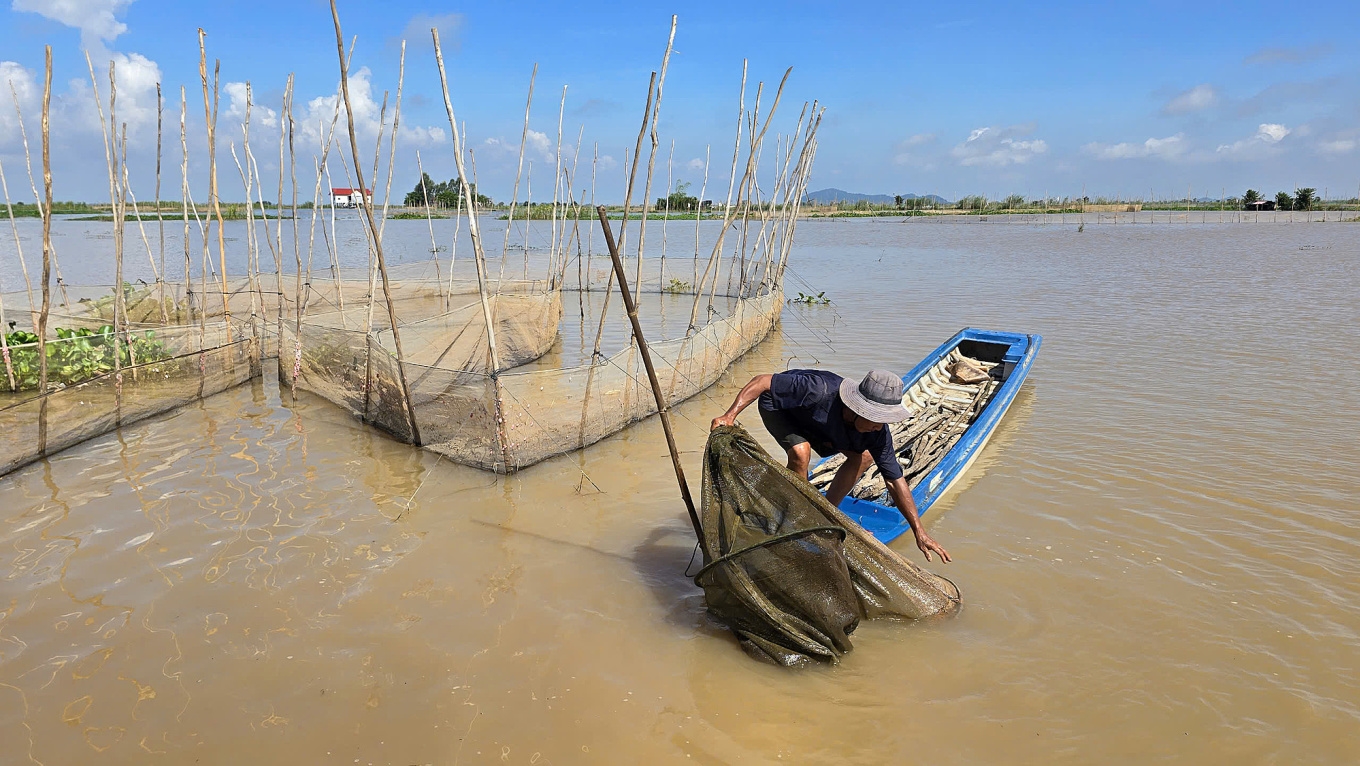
left=37, top=46, right=52, bottom=454
left=330, top=0, right=421, bottom=445
left=198, top=30, right=232, bottom=340
left=595, top=205, right=705, bottom=551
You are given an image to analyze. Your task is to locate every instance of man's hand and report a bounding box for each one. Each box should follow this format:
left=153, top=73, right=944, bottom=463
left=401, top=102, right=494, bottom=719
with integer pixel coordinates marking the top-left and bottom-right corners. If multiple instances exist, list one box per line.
left=915, top=529, right=951, bottom=564
left=711, top=414, right=736, bottom=431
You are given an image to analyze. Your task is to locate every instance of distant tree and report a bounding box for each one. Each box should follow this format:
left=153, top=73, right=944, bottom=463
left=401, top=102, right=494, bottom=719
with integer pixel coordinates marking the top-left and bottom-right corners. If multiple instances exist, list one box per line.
left=894, top=194, right=904, bottom=209
left=1242, top=189, right=1260, bottom=205
left=1002, top=194, right=1026, bottom=210
left=957, top=195, right=988, bottom=211
left=1275, top=191, right=1294, bottom=211
left=656, top=179, right=699, bottom=212
left=1293, top=187, right=1316, bottom=211
left=404, top=173, right=490, bottom=207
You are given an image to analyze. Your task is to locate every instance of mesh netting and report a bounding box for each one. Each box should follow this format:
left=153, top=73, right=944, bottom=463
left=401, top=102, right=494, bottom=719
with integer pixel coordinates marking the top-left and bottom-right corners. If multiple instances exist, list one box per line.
left=0, top=319, right=258, bottom=476
left=695, top=425, right=961, bottom=666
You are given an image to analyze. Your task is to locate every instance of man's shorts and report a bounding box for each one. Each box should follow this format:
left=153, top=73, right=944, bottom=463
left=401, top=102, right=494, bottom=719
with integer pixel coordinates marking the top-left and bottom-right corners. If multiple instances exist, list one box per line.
left=758, top=407, right=810, bottom=452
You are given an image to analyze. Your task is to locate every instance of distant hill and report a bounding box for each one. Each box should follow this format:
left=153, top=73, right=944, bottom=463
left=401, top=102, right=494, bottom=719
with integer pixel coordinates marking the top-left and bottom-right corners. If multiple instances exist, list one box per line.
left=805, top=188, right=950, bottom=205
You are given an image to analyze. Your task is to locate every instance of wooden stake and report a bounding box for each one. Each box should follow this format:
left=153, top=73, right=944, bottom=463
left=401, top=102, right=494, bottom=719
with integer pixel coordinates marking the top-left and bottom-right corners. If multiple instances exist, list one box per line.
left=596, top=205, right=705, bottom=551
left=198, top=30, right=232, bottom=340
left=11, top=79, right=69, bottom=310
left=38, top=46, right=52, bottom=453
left=331, top=0, right=421, bottom=445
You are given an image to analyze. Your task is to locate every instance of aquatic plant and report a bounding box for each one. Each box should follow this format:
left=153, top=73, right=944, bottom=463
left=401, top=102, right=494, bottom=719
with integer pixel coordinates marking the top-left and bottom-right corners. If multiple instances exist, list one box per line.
left=789, top=291, right=830, bottom=305
left=663, top=277, right=693, bottom=293
left=2, top=325, right=172, bottom=392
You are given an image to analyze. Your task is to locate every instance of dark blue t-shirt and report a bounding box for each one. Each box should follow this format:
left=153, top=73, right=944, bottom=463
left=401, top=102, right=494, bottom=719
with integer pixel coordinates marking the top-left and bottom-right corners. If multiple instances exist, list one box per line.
left=758, top=369, right=903, bottom=481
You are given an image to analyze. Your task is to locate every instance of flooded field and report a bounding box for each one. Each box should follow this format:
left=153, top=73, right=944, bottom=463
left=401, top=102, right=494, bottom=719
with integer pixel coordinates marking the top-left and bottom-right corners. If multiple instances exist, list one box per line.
left=2, top=217, right=1358, bottom=764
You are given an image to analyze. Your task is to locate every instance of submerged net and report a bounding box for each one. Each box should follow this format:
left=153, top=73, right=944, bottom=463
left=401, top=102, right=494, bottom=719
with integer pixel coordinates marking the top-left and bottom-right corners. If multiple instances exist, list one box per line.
left=0, top=307, right=258, bottom=476
left=695, top=425, right=960, bottom=666
left=282, top=263, right=783, bottom=472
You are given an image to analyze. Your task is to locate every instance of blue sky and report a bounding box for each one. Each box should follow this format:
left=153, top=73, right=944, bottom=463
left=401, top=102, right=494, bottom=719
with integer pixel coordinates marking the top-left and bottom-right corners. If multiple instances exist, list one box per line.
left=2, top=0, right=1358, bottom=203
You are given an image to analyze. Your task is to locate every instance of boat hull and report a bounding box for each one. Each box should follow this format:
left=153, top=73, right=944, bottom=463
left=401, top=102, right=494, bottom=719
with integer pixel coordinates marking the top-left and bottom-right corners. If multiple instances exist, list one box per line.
left=816, top=328, right=1042, bottom=544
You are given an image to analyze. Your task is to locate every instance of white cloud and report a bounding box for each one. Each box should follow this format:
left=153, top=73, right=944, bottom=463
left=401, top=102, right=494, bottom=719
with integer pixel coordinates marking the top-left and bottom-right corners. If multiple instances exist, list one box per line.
left=950, top=125, right=1047, bottom=167
left=0, top=61, right=38, bottom=147
left=296, top=67, right=444, bottom=153
left=597, top=155, right=618, bottom=171
left=1318, top=139, right=1355, bottom=154
left=12, top=0, right=132, bottom=46
left=686, top=157, right=705, bottom=171
left=1216, top=123, right=1290, bottom=156
left=61, top=51, right=163, bottom=140
left=1244, top=44, right=1331, bottom=65
left=1084, top=133, right=1187, bottom=160
left=481, top=128, right=557, bottom=163
left=1162, top=84, right=1218, bottom=115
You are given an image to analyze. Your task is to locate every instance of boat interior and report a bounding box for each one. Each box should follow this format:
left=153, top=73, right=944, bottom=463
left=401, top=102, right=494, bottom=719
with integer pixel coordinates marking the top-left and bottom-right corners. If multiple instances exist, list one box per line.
left=808, top=339, right=1011, bottom=503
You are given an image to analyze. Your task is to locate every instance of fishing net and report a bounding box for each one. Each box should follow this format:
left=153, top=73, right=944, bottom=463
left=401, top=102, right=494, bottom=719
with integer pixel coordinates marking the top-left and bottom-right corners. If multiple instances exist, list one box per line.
left=279, top=253, right=784, bottom=472
left=0, top=311, right=258, bottom=477
left=695, top=424, right=961, bottom=666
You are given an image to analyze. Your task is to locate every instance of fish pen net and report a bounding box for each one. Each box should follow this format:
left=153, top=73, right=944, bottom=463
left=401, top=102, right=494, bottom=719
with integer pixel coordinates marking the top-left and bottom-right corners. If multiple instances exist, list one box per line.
left=0, top=289, right=257, bottom=476
left=697, top=425, right=960, bottom=666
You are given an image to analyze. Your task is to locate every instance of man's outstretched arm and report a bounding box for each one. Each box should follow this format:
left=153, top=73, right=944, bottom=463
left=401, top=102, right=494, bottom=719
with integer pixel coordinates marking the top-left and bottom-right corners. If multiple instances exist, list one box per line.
left=711, top=374, right=773, bottom=430
left=886, top=477, right=951, bottom=563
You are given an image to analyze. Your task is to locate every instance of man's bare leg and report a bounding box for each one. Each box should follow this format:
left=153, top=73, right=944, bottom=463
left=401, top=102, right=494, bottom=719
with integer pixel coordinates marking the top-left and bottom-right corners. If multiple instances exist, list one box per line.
left=825, top=450, right=873, bottom=506
left=784, top=442, right=812, bottom=477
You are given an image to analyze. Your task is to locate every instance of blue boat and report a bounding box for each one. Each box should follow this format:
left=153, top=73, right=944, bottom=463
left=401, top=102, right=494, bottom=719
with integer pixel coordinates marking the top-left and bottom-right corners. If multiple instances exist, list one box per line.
left=808, top=328, right=1042, bottom=544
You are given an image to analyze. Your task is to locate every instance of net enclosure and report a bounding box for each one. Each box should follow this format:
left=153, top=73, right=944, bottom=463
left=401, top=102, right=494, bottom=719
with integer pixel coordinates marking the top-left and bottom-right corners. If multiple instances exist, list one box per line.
left=696, top=425, right=961, bottom=666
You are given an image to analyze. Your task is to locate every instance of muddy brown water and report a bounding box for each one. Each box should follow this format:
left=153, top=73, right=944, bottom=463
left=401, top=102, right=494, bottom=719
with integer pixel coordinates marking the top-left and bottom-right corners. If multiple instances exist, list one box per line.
left=2, top=218, right=1359, bottom=764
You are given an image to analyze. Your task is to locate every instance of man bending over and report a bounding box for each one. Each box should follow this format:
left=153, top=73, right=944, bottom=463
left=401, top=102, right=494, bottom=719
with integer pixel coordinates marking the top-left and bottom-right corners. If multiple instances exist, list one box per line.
left=711, top=369, right=950, bottom=563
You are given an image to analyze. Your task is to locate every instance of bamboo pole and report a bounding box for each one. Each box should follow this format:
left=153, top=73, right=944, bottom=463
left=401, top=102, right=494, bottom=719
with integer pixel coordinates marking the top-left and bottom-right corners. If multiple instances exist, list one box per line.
left=122, top=123, right=167, bottom=322
left=415, top=151, right=442, bottom=304
left=109, top=69, right=127, bottom=409
left=179, top=87, right=195, bottom=326
left=38, top=47, right=52, bottom=454
left=595, top=205, right=704, bottom=550
left=689, top=61, right=747, bottom=331
left=589, top=72, right=655, bottom=360
left=0, top=151, right=37, bottom=332
left=330, top=1, right=421, bottom=445
left=10, top=80, right=68, bottom=310
left=633, top=16, right=678, bottom=301
left=360, top=89, right=389, bottom=360
left=155, top=83, right=166, bottom=323
left=445, top=150, right=463, bottom=303
left=692, top=144, right=710, bottom=288
left=287, top=74, right=306, bottom=397
left=432, top=27, right=511, bottom=468
left=118, top=125, right=139, bottom=378
left=545, top=84, right=566, bottom=282
left=498, top=65, right=536, bottom=289
left=660, top=138, right=674, bottom=289
left=198, top=30, right=232, bottom=340
left=585, top=142, right=597, bottom=292
left=556, top=124, right=585, bottom=288
left=0, top=146, right=17, bottom=387
left=358, top=88, right=389, bottom=415
left=304, top=109, right=342, bottom=319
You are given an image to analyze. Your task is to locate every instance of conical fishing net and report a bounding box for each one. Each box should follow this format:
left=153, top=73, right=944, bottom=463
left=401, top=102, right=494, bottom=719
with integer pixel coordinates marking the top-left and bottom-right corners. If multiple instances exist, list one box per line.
left=696, top=425, right=961, bottom=666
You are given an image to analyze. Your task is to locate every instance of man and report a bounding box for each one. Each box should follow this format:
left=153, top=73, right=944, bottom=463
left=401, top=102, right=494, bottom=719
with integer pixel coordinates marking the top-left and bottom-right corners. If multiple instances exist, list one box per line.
left=711, top=369, right=951, bottom=563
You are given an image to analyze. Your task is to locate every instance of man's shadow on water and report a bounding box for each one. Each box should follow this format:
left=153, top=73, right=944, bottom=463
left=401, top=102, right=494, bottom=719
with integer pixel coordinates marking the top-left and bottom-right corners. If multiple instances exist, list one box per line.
left=632, top=524, right=730, bottom=636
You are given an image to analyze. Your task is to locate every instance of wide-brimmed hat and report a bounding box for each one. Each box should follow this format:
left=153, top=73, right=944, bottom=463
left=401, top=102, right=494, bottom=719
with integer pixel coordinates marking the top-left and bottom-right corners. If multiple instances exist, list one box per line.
left=839, top=370, right=912, bottom=424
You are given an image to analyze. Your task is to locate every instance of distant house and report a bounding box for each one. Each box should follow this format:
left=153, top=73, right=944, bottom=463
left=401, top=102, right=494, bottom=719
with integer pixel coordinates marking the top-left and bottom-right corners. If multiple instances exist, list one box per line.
left=1244, top=200, right=1276, bottom=212
left=331, top=187, right=372, bottom=207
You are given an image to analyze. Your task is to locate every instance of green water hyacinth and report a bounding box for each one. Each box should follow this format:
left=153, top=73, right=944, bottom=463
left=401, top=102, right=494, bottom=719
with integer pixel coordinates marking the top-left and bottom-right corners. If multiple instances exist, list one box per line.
left=2, top=325, right=172, bottom=392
